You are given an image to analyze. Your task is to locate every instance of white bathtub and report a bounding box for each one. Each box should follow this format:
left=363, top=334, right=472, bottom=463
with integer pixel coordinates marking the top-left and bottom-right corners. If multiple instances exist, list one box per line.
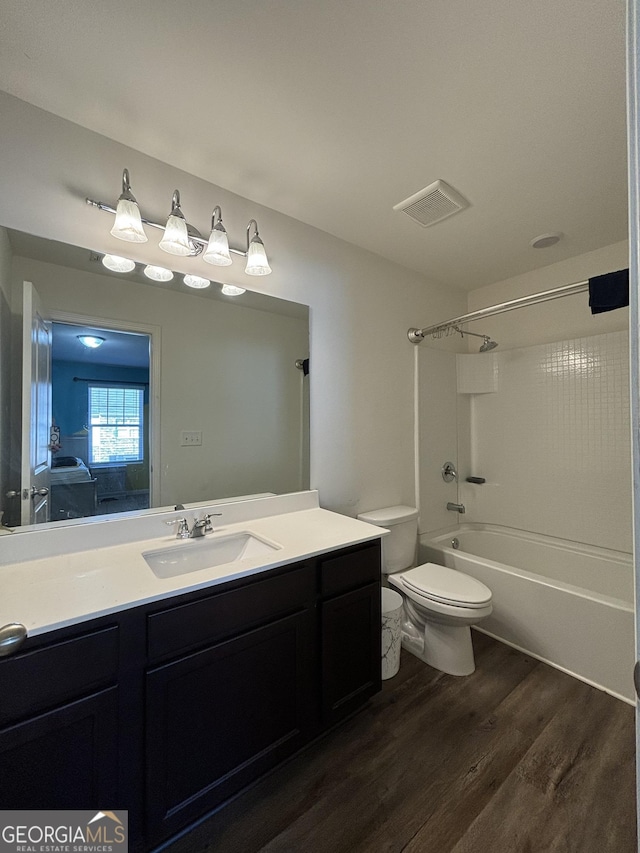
left=419, top=524, right=635, bottom=704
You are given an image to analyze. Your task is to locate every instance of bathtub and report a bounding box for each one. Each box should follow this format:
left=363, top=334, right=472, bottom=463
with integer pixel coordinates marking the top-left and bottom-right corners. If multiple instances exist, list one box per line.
left=419, top=523, right=635, bottom=704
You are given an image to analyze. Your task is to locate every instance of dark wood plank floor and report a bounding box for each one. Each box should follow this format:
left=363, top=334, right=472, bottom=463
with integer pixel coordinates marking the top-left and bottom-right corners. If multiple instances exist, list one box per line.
left=166, top=633, right=637, bottom=853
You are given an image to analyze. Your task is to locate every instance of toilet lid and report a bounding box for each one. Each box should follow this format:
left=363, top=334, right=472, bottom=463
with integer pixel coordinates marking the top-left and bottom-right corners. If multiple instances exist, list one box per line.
left=401, top=563, right=492, bottom=608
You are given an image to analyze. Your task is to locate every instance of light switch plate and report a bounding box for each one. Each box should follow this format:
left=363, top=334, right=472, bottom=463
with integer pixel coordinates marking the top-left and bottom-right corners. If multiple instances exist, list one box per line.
left=181, top=430, right=202, bottom=446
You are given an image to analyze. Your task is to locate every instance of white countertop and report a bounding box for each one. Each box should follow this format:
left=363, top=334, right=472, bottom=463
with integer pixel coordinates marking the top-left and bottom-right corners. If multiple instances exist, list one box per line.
left=0, top=492, right=386, bottom=637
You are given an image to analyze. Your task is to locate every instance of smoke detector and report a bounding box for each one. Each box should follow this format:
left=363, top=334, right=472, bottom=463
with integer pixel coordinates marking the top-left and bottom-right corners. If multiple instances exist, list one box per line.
left=393, top=179, right=469, bottom=227
left=530, top=232, right=562, bottom=249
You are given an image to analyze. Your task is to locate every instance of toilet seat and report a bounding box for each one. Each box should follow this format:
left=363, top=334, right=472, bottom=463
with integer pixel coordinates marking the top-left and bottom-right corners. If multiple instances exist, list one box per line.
left=400, top=563, right=492, bottom=609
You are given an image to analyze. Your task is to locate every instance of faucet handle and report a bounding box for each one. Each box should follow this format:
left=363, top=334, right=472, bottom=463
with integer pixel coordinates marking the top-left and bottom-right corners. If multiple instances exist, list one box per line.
left=202, top=512, right=222, bottom=532
left=165, top=517, right=191, bottom=538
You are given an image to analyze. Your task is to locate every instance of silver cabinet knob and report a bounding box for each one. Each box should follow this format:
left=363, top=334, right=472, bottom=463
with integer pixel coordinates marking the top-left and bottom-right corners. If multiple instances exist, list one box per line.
left=0, top=623, right=28, bottom=657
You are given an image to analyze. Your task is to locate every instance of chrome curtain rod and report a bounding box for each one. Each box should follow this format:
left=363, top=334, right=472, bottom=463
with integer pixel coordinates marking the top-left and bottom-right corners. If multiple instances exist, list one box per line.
left=407, top=279, right=589, bottom=343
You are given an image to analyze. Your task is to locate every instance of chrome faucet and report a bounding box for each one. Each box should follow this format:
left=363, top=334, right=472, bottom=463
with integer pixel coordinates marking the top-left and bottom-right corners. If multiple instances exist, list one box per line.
left=171, top=513, right=222, bottom=539
left=446, top=502, right=466, bottom=514
left=190, top=513, right=222, bottom=538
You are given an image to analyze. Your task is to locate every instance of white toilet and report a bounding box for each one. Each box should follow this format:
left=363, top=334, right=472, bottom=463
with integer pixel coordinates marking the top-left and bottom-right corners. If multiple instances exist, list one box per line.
left=357, top=506, right=492, bottom=676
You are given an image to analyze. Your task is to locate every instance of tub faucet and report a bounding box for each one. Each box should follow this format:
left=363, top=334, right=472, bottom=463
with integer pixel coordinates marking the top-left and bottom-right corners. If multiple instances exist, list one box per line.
left=446, top=502, right=466, bottom=514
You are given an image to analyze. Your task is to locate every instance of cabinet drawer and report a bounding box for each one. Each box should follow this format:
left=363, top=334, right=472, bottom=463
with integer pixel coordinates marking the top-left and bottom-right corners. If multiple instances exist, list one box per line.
left=320, top=542, right=381, bottom=597
left=0, top=626, right=119, bottom=727
left=147, top=563, right=315, bottom=662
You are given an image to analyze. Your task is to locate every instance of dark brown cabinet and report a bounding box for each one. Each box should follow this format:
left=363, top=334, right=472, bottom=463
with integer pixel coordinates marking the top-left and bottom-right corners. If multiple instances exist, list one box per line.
left=319, top=543, right=382, bottom=725
left=144, top=563, right=317, bottom=845
left=0, top=540, right=381, bottom=850
left=0, top=625, right=121, bottom=809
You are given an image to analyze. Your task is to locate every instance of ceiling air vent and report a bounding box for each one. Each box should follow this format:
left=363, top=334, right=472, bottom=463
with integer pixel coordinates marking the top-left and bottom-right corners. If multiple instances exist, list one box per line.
left=393, top=180, right=469, bottom=227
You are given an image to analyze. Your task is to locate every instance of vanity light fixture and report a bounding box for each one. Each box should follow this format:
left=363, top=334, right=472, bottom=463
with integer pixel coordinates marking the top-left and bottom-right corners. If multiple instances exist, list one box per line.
left=110, top=169, right=148, bottom=243
left=78, top=335, right=105, bottom=349
left=183, top=274, right=210, bottom=289
left=221, top=284, right=246, bottom=296
left=143, top=265, right=174, bottom=282
left=159, top=191, right=192, bottom=257
left=203, top=206, right=232, bottom=266
left=87, top=169, right=272, bottom=275
left=102, top=254, right=136, bottom=273
left=245, top=220, right=272, bottom=276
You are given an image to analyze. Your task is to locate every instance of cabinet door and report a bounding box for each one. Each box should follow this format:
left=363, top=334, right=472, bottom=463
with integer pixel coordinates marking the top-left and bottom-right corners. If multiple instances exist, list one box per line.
left=145, top=609, right=314, bottom=844
left=321, top=581, right=381, bottom=726
left=0, top=687, right=119, bottom=809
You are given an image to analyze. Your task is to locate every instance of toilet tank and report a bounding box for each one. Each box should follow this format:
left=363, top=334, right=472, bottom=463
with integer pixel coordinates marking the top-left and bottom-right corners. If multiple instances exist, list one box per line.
left=357, top=506, right=419, bottom=574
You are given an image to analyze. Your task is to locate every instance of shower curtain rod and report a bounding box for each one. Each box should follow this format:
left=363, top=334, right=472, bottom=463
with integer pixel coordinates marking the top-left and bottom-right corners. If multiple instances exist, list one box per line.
left=407, top=278, right=589, bottom=343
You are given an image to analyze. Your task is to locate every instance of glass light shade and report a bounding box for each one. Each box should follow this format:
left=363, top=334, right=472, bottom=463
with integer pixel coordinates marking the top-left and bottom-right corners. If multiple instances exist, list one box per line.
left=102, top=254, right=136, bottom=273
left=245, top=238, right=272, bottom=276
left=110, top=198, right=148, bottom=243
left=221, top=284, right=246, bottom=296
left=143, top=265, right=174, bottom=282
left=183, top=274, right=210, bottom=289
left=159, top=214, right=192, bottom=256
left=78, top=335, right=105, bottom=349
left=203, top=228, right=232, bottom=266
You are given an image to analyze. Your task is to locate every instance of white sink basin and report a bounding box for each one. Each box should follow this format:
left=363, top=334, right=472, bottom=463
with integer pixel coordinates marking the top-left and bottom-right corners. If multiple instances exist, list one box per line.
left=143, top=531, right=281, bottom=579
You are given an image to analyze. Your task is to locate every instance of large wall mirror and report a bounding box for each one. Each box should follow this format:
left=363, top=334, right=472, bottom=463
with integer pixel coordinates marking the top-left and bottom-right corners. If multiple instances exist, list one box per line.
left=0, top=226, right=310, bottom=532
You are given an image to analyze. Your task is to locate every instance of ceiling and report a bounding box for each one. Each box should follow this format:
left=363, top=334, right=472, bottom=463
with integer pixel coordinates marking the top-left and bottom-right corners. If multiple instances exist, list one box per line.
left=0, top=0, right=628, bottom=291
left=52, top=322, right=150, bottom=369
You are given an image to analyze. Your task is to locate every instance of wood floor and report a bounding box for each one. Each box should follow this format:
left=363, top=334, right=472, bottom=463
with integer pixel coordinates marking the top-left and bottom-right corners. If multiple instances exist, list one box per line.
left=166, top=633, right=637, bottom=853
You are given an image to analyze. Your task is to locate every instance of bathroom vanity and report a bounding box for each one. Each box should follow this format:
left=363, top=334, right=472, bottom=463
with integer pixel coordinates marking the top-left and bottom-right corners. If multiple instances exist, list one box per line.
left=0, top=492, right=383, bottom=850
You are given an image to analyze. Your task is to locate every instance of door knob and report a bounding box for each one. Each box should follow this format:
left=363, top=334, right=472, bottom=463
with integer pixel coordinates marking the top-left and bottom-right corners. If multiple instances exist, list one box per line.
left=30, top=486, right=49, bottom=497
left=5, top=490, right=19, bottom=498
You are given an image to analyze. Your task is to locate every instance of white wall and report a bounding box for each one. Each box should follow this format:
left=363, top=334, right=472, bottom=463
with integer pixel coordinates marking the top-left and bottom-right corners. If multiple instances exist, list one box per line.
left=0, top=92, right=466, bottom=518
left=466, top=240, right=629, bottom=348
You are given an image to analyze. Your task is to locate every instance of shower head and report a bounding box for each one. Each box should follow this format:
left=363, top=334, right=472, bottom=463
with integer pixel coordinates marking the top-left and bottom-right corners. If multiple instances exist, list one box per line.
left=454, top=325, right=498, bottom=353
left=479, top=337, right=498, bottom=352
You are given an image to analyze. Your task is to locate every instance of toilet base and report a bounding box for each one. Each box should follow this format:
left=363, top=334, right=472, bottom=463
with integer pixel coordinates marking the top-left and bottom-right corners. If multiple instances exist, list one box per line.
left=401, top=621, right=476, bottom=676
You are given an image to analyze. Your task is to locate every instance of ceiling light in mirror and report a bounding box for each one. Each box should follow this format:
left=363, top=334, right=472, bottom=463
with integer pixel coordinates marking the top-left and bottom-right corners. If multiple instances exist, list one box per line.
left=183, top=274, right=210, bottom=289
left=221, top=284, right=246, bottom=296
left=159, top=190, right=192, bottom=256
left=110, top=169, right=148, bottom=243
left=102, top=254, right=136, bottom=273
left=77, top=335, right=106, bottom=349
left=144, top=265, right=174, bottom=282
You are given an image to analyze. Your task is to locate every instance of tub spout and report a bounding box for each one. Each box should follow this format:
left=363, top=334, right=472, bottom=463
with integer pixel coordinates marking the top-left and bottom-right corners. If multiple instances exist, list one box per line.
left=447, top=502, right=466, bottom=513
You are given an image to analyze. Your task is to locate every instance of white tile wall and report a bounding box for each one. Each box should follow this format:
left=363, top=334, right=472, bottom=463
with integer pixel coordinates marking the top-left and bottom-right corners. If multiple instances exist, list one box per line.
left=466, top=331, right=631, bottom=552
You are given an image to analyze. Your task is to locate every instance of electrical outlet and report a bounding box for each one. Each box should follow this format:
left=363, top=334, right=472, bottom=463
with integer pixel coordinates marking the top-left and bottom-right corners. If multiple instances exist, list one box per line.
left=181, top=430, right=202, bottom=446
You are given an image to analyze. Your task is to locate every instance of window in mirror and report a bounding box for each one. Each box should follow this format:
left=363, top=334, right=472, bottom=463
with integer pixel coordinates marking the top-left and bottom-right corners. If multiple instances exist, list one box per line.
left=89, top=385, right=144, bottom=464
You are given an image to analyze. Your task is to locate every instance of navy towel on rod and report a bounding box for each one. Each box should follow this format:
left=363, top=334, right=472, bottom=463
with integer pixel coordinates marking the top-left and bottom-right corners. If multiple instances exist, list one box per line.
left=588, top=268, right=629, bottom=314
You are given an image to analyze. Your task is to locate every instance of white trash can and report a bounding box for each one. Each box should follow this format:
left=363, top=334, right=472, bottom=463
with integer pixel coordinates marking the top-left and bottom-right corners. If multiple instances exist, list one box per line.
left=381, top=588, right=403, bottom=680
